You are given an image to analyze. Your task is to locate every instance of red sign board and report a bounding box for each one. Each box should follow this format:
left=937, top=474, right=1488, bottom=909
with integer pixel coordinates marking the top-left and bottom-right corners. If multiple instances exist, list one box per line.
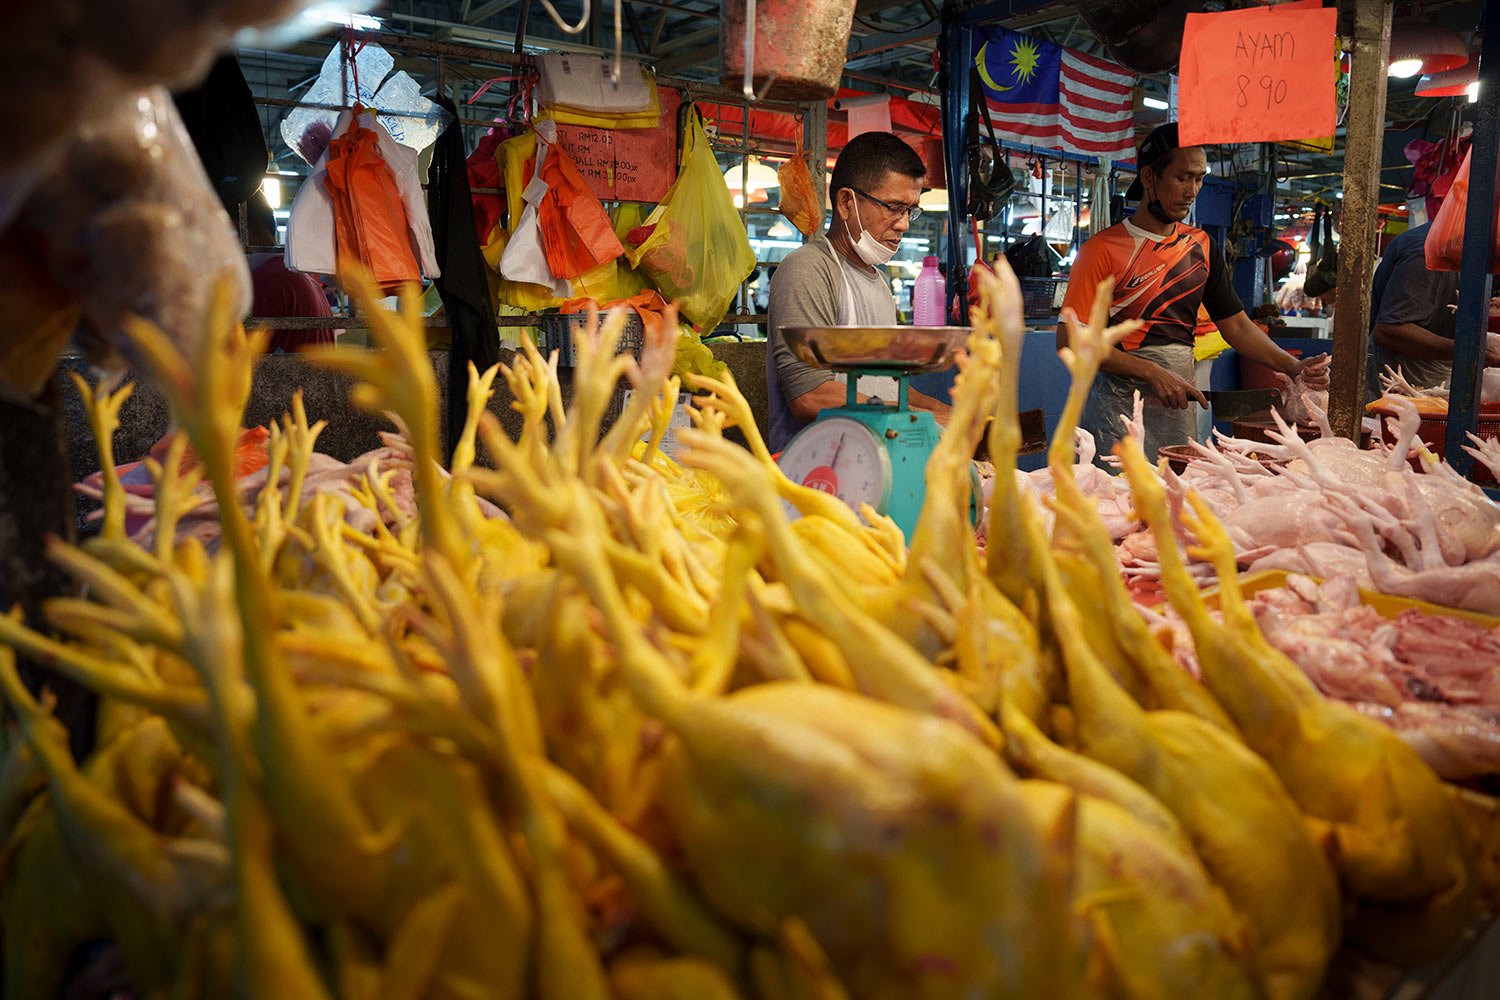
left=555, top=87, right=682, bottom=203
left=1178, top=5, right=1338, bottom=146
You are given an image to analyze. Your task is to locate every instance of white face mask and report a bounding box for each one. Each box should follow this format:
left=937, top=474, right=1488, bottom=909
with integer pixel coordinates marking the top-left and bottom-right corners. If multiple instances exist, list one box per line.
left=846, top=195, right=897, bottom=267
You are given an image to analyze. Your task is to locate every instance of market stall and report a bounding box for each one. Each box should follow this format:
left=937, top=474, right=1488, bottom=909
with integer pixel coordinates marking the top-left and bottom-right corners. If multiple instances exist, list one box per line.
left=3, top=2, right=1500, bottom=998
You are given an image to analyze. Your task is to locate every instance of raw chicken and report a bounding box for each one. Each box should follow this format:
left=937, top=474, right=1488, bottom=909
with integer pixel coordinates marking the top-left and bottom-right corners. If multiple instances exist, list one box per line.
left=1159, top=573, right=1500, bottom=780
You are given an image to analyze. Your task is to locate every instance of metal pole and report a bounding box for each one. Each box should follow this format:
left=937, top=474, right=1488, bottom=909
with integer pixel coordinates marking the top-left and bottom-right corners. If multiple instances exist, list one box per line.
left=807, top=98, right=829, bottom=230
left=740, top=99, right=751, bottom=322
left=1327, top=0, right=1393, bottom=441
left=940, top=7, right=970, bottom=321
left=1443, top=24, right=1500, bottom=473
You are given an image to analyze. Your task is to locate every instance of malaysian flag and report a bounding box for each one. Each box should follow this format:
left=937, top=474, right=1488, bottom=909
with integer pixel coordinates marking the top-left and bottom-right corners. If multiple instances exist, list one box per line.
left=971, top=25, right=1136, bottom=158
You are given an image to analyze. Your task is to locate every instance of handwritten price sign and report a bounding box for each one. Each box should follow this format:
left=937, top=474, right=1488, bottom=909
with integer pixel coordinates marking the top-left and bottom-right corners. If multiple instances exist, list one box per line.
left=1178, top=5, right=1337, bottom=146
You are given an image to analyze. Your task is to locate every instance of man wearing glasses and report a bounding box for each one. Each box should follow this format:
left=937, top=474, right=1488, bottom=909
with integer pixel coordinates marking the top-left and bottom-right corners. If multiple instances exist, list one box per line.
left=766, top=132, right=952, bottom=453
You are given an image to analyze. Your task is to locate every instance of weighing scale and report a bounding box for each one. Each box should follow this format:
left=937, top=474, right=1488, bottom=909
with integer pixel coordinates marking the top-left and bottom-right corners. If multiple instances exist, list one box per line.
left=776, top=325, right=973, bottom=539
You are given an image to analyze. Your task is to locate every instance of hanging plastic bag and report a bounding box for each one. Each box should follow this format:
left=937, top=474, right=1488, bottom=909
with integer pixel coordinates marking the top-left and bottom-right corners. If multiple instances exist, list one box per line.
left=535, top=133, right=626, bottom=280
left=281, top=42, right=450, bottom=165
left=1303, top=205, right=1339, bottom=298
left=570, top=203, right=651, bottom=304
left=627, top=107, right=757, bottom=333
left=777, top=128, right=821, bottom=237
left=499, top=143, right=571, bottom=297
left=322, top=113, right=422, bottom=291
left=1425, top=147, right=1500, bottom=273
left=489, top=129, right=565, bottom=310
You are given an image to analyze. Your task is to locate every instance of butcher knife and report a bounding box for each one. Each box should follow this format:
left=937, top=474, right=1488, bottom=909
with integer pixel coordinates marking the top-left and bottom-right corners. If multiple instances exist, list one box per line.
left=1018, top=408, right=1048, bottom=454
left=973, top=409, right=1048, bottom=461
left=1198, top=388, right=1280, bottom=423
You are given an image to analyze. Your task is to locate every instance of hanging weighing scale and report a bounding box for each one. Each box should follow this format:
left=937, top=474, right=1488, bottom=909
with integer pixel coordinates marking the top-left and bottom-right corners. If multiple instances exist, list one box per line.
left=776, top=325, right=974, bottom=539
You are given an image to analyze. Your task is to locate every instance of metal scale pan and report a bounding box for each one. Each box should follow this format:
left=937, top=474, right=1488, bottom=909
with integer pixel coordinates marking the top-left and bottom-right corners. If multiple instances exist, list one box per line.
left=781, top=326, right=969, bottom=374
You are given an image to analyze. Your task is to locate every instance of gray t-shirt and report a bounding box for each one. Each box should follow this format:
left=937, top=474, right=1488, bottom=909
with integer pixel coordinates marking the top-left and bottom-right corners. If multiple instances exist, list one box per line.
left=1366, top=222, right=1460, bottom=400
left=766, top=234, right=897, bottom=452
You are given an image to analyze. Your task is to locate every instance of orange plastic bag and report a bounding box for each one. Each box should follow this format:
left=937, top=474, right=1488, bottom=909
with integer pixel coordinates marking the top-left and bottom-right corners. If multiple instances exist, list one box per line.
left=322, top=114, right=422, bottom=291
left=777, top=132, right=822, bottom=237
left=1425, top=147, right=1500, bottom=273
left=536, top=140, right=626, bottom=280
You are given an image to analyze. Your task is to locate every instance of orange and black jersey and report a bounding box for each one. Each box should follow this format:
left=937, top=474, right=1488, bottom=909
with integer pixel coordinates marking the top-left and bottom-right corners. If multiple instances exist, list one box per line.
left=1061, top=219, right=1243, bottom=351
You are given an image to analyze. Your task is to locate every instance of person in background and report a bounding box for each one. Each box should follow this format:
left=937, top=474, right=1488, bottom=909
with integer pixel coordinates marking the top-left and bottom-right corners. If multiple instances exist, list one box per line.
left=245, top=192, right=336, bottom=354
left=766, top=132, right=951, bottom=453
left=1366, top=220, right=1500, bottom=402
left=1061, top=123, right=1324, bottom=460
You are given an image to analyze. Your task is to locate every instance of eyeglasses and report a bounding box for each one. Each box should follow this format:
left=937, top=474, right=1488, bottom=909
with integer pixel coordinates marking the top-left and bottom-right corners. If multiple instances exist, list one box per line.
left=848, top=187, right=922, bottom=225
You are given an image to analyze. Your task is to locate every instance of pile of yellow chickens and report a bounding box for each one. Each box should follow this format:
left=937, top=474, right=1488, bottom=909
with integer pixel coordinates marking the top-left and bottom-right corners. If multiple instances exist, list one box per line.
left=1, top=262, right=1496, bottom=1000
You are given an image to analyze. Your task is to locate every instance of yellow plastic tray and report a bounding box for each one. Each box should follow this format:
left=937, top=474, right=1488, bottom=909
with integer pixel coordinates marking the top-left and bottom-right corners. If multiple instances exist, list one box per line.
left=1200, top=569, right=1500, bottom=629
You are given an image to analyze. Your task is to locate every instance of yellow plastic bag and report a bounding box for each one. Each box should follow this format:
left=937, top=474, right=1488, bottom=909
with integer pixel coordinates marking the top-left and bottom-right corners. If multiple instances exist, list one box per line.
left=570, top=203, right=652, bottom=304
left=546, top=71, right=662, bottom=130
left=626, top=107, right=756, bottom=333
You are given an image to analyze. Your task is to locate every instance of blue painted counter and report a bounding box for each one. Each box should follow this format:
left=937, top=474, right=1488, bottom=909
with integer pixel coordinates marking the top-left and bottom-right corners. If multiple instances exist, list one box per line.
left=910, top=333, right=1334, bottom=468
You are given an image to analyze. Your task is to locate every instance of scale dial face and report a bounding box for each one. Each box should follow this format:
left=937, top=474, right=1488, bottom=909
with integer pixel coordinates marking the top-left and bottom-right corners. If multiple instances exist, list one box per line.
left=777, top=417, right=892, bottom=518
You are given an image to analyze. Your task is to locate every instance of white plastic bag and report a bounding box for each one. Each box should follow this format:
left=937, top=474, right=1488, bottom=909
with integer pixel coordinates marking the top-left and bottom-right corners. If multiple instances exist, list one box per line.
left=280, top=42, right=451, bottom=165
left=285, top=109, right=440, bottom=280
left=537, top=53, right=652, bottom=113
left=499, top=143, right=570, bottom=297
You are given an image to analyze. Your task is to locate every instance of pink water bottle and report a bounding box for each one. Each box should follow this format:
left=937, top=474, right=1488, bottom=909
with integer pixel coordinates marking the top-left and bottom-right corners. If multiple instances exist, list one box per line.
left=914, top=255, right=946, bottom=326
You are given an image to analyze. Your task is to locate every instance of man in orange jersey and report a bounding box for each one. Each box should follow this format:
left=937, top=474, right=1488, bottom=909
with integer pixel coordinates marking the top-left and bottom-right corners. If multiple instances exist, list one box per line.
left=1060, top=123, right=1325, bottom=460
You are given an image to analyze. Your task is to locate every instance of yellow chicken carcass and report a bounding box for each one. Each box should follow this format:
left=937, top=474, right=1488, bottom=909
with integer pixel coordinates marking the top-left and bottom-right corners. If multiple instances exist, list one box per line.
left=1019, top=292, right=1338, bottom=1000
left=1024, top=494, right=1340, bottom=1000
left=679, top=431, right=1001, bottom=747
left=1018, top=780, right=1259, bottom=1000
left=859, top=336, right=1002, bottom=660
left=609, top=950, right=746, bottom=1000
left=0, top=649, right=234, bottom=995
left=1119, top=441, right=1478, bottom=963
left=544, top=499, right=1072, bottom=1000
left=344, top=738, right=532, bottom=1000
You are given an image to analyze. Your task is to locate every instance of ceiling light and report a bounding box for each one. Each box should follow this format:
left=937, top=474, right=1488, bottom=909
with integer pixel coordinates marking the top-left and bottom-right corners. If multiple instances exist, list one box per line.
left=919, top=188, right=949, bottom=213
left=766, top=219, right=794, bottom=238
left=1142, top=96, right=1170, bottom=110
left=261, top=176, right=282, bottom=210
left=722, top=157, right=780, bottom=193
left=1389, top=9, right=1467, bottom=76
left=1416, top=40, right=1481, bottom=96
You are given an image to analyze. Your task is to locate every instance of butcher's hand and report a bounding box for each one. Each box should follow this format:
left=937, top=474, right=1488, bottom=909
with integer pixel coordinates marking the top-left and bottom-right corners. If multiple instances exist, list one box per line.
left=1294, top=355, right=1332, bottom=389
left=1144, top=366, right=1208, bottom=410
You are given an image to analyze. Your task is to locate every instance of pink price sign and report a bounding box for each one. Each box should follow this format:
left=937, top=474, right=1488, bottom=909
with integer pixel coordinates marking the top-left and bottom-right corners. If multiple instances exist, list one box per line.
left=1178, top=4, right=1337, bottom=146
left=554, top=87, right=683, bottom=203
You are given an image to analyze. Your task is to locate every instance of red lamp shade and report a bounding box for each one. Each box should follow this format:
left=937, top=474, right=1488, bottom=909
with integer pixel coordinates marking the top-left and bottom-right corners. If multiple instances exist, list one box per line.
left=1416, top=41, right=1481, bottom=97
left=1390, top=13, right=1469, bottom=76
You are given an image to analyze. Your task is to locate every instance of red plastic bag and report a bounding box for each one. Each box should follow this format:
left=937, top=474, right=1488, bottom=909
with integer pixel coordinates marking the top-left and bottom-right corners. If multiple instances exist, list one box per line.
left=535, top=140, right=625, bottom=280
left=323, top=114, right=422, bottom=291
left=1425, top=147, right=1500, bottom=273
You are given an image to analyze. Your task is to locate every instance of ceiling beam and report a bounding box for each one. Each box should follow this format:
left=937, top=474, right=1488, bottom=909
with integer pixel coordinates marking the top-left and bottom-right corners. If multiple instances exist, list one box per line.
left=655, top=42, right=719, bottom=76
left=653, top=24, right=718, bottom=56
left=466, top=0, right=522, bottom=25
left=845, top=23, right=942, bottom=71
